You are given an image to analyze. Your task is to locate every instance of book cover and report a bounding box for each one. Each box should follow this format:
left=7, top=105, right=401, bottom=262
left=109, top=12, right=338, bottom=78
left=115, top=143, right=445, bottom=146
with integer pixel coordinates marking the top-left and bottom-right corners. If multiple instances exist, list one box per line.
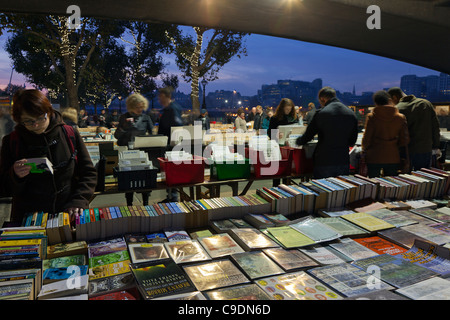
left=341, top=212, right=395, bottom=232
left=209, top=220, right=237, bottom=233
left=146, top=233, right=168, bottom=243
left=395, top=277, right=450, bottom=300
left=344, top=289, right=409, bottom=300
left=198, top=234, right=245, bottom=258
left=352, top=236, right=408, bottom=255
left=38, top=275, right=89, bottom=300
left=288, top=217, right=341, bottom=243
left=130, top=259, right=195, bottom=300
left=315, top=217, right=369, bottom=237
left=189, top=229, right=213, bottom=240
left=365, top=209, right=419, bottom=228
left=124, top=234, right=148, bottom=244
left=307, top=263, right=394, bottom=297
left=128, top=243, right=169, bottom=264
left=43, top=265, right=88, bottom=284
left=88, top=250, right=130, bottom=268
left=328, top=238, right=379, bottom=261
left=263, top=213, right=290, bottom=226
left=228, top=228, right=279, bottom=251
left=401, top=223, right=450, bottom=246
left=204, top=284, right=271, bottom=300
left=299, top=245, right=347, bottom=265
left=231, top=251, right=284, bottom=280
left=88, top=272, right=135, bottom=297
left=229, top=218, right=252, bottom=228
left=88, top=237, right=127, bottom=258
left=243, top=214, right=275, bottom=229
left=263, top=248, right=319, bottom=271
left=378, top=227, right=429, bottom=249
left=265, top=226, right=315, bottom=249
left=165, top=230, right=191, bottom=242
left=255, top=271, right=343, bottom=300
left=43, top=254, right=86, bottom=270
left=428, top=222, right=450, bottom=235
left=164, top=240, right=211, bottom=264
left=182, top=259, right=250, bottom=292
left=352, top=254, right=439, bottom=288
left=46, top=241, right=88, bottom=260
left=88, top=260, right=131, bottom=280
left=409, top=207, right=450, bottom=224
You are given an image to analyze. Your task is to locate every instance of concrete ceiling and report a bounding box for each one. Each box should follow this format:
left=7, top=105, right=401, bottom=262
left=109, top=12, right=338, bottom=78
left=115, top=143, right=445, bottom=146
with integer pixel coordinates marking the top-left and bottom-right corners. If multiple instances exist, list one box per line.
left=0, top=0, right=449, bottom=73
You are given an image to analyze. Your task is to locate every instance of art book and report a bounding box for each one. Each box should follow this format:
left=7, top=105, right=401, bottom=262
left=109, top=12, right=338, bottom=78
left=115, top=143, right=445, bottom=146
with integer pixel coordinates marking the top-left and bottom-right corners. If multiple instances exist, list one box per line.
left=288, top=216, right=341, bottom=243
left=395, top=277, right=450, bottom=300
left=46, top=241, right=88, bottom=259
left=130, top=259, right=195, bottom=300
left=204, top=284, right=271, bottom=300
left=198, top=234, right=245, bottom=258
left=164, top=240, right=211, bottom=264
left=341, top=212, right=395, bottom=232
left=265, top=226, right=315, bottom=249
left=43, top=255, right=86, bottom=270
left=352, top=236, right=408, bottom=255
left=299, top=245, right=347, bottom=265
left=315, top=217, right=369, bottom=237
left=398, top=239, right=450, bottom=278
left=328, top=238, right=379, bottom=261
left=182, top=259, right=250, bottom=292
left=88, top=237, right=127, bottom=258
left=165, top=230, right=191, bottom=242
left=128, top=243, right=169, bottom=264
left=228, top=228, right=279, bottom=251
left=88, top=250, right=130, bottom=268
left=307, top=263, right=394, bottom=297
left=351, top=254, right=439, bottom=288
left=255, top=271, right=343, bottom=300
left=88, top=272, right=135, bottom=298
left=365, top=209, right=419, bottom=228
left=263, top=248, right=319, bottom=271
left=230, top=251, right=284, bottom=280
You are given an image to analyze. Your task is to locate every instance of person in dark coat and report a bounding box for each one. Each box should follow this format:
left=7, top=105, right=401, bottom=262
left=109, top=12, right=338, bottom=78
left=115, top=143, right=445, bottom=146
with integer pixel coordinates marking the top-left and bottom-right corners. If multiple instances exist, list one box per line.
left=303, top=102, right=317, bottom=125
left=197, top=108, right=210, bottom=131
left=0, top=89, right=97, bottom=226
left=105, top=109, right=120, bottom=129
left=253, top=105, right=263, bottom=132
left=268, top=98, right=297, bottom=140
left=296, top=87, right=358, bottom=179
left=114, top=93, right=154, bottom=206
left=77, top=109, right=88, bottom=128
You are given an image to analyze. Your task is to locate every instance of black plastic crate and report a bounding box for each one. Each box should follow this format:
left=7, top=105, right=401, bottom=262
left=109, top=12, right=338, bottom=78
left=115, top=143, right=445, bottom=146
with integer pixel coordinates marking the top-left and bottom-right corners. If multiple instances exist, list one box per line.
left=113, top=167, right=158, bottom=191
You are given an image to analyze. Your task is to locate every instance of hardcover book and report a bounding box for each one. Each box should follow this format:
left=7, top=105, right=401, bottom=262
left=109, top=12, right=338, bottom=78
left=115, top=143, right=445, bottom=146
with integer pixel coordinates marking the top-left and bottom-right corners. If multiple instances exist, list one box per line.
left=198, top=234, right=245, bottom=258
left=164, top=240, right=211, bottom=264
left=255, top=271, right=343, bottom=300
left=204, top=284, right=271, bottom=300
left=352, top=236, right=408, bottom=255
left=130, top=259, right=195, bottom=299
left=182, top=259, right=250, bottom=291
left=230, top=251, right=285, bottom=279
left=228, top=228, right=279, bottom=251
left=262, top=248, right=320, bottom=271
left=351, top=254, right=439, bottom=288
left=128, top=243, right=169, bottom=264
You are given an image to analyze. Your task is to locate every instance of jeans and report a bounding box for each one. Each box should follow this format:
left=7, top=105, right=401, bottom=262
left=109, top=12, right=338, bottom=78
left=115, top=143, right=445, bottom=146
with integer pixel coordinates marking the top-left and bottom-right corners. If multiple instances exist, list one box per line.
left=313, top=164, right=349, bottom=179
left=367, top=163, right=399, bottom=178
left=410, top=152, right=432, bottom=171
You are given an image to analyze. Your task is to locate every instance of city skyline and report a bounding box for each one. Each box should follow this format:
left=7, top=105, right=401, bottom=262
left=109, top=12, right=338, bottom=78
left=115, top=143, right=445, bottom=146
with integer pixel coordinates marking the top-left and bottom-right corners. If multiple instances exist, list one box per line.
left=0, top=30, right=444, bottom=98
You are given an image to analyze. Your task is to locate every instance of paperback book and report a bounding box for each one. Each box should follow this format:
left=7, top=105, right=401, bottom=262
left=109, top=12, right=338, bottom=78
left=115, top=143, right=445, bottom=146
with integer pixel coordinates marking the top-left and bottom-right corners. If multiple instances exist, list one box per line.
left=401, top=223, right=450, bottom=246
left=288, top=216, right=341, bottom=243
left=262, top=248, right=320, bottom=271
left=378, top=227, right=429, bottom=249
left=43, top=255, right=86, bottom=270
left=46, top=241, right=88, bottom=259
left=165, top=230, right=191, bottom=242
left=228, top=228, right=279, bottom=251
left=38, top=275, right=89, bottom=300
left=164, top=240, right=211, bottom=264
left=198, top=234, right=245, bottom=258
left=88, top=250, right=130, bottom=268
left=299, top=245, right=347, bottom=265
left=230, top=251, right=285, bottom=279
left=365, top=209, right=419, bottom=228
left=146, top=233, right=168, bottom=243
left=341, top=212, right=395, bottom=232
left=88, top=237, right=128, bottom=258
left=204, top=284, right=271, bottom=300
left=88, top=272, right=136, bottom=297
left=395, top=277, right=450, bottom=300
left=43, top=265, right=88, bottom=284
left=265, top=226, right=315, bottom=249
left=315, top=217, right=369, bottom=237
left=128, top=243, right=169, bottom=264
left=352, top=236, right=408, bottom=255
left=328, top=238, right=379, bottom=261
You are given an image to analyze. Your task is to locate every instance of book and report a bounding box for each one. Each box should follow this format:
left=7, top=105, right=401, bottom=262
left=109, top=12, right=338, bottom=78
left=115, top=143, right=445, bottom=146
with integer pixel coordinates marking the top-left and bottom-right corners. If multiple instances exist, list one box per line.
left=401, top=223, right=450, bottom=246
left=428, top=222, right=450, bottom=235
left=341, top=212, right=395, bottom=232
left=152, top=291, right=206, bottom=300
left=328, top=238, right=379, bottom=261
left=38, top=275, right=89, bottom=300
left=317, top=209, right=355, bottom=217
left=88, top=272, right=135, bottom=297
left=243, top=214, right=275, bottom=229
left=265, top=226, right=315, bottom=249
left=352, top=236, right=408, bottom=255
left=124, top=234, right=148, bottom=244
left=209, top=220, right=238, bottom=233
left=405, top=199, right=438, bottom=210
left=182, top=259, right=250, bottom=291
left=365, top=208, right=419, bottom=228
left=0, top=278, right=35, bottom=300
left=89, top=290, right=137, bottom=300
left=88, top=237, right=127, bottom=258
left=189, top=229, right=213, bottom=240
left=88, top=250, right=130, bottom=268
left=128, top=243, right=169, bottom=264
left=130, top=259, right=195, bottom=300
left=165, top=230, right=191, bottom=242
left=344, top=289, right=409, bottom=300
left=299, top=245, right=347, bottom=265
left=398, top=239, right=450, bottom=278
left=43, top=265, right=88, bottom=284
left=204, top=283, right=271, bottom=300
left=24, top=157, right=53, bottom=174
left=229, top=218, right=252, bottom=228
left=315, top=217, right=369, bottom=237
left=164, top=240, right=211, bottom=264
left=43, top=255, right=86, bottom=270
left=228, top=228, right=279, bottom=251
left=255, top=271, right=343, bottom=300
left=378, top=227, right=429, bottom=249
left=146, top=233, right=168, bottom=243
left=262, top=248, right=320, bottom=271
left=46, top=241, right=88, bottom=259
left=230, top=251, right=284, bottom=279
left=395, top=277, right=450, bottom=300
left=409, top=207, right=450, bottom=224
left=288, top=216, right=341, bottom=243
left=307, top=263, right=395, bottom=297
left=351, top=254, right=439, bottom=288
left=88, top=260, right=131, bottom=280
left=263, top=213, right=290, bottom=226
left=198, top=234, right=245, bottom=258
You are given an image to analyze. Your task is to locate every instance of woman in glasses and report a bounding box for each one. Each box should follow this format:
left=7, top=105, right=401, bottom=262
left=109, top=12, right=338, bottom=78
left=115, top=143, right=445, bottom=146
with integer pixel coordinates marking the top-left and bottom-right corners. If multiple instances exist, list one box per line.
left=0, top=89, right=97, bottom=226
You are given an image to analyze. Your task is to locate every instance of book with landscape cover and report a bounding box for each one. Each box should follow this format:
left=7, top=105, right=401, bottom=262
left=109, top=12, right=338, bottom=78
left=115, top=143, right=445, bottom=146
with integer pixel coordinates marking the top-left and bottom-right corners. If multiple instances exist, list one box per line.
left=328, top=238, right=379, bottom=261
left=204, top=284, right=272, bottom=300
left=88, top=250, right=130, bottom=268
left=263, top=248, right=320, bottom=271
left=398, top=239, right=450, bottom=278
left=307, top=263, right=394, bottom=297
left=288, top=216, right=341, bottom=243
left=395, top=277, right=450, bottom=300
left=164, top=240, right=211, bottom=264
left=365, top=209, right=419, bottom=228
left=344, top=289, right=409, bottom=300
left=198, top=233, right=245, bottom=258
left=227, top=228, right=279, bottom=251
left=341, top=212, right=395, bottom=232
left=352, top=236, right=409, bottom=255
left=299, top=245, right=347, bottom=265
left=165, top=230, right=191, bottom=242
left=88, top=272, right=135, bottom=297
left=401, top=223, right=450, bottom=246
left=146, top=233, right=168, bottom=243
left=130, top=259, right=195, bottom=300
left=182, top=259, right=250, bottom=292
left=88, top=237, right=127, bottom=258
left=124, top=234, right=148, bottom=244
left=255, top=271, right=343, bottom=300
left=264, top=226, right=315, bottom=249
left=43, top=254, right=86, bottom=271
left=43, top=265, right=88, bottom=284
left=152, top=291, right=206, bottom=300
left=351, top=254, right=439, bottom=288
left=230, top=251, right=285, bottom=280
left=46, top=241, right=88, bottom=259
left=128, top=243, right=169, bottom=264
left=315, top=217, right=369, bottom=237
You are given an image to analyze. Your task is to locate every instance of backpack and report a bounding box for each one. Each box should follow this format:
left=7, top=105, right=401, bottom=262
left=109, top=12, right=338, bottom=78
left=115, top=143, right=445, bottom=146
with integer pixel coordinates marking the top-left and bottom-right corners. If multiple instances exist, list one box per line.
left=9, top=124, right=78, bottom=167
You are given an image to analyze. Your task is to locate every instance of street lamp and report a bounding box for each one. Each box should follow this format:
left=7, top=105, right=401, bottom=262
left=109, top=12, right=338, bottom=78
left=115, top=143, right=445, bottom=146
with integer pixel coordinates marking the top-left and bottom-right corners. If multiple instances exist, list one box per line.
left=201, top=79, right=207, bottom=110
left=118, top=95, right=122, bottom=114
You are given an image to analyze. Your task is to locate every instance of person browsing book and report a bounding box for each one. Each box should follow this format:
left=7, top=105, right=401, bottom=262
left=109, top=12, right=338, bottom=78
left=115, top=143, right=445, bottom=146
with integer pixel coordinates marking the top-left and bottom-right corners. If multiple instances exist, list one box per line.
left=114, top=93, right=154, bottom=206
left=268, top=98, right=297, bottom=140
left=0, top=89, right=97, bottom=226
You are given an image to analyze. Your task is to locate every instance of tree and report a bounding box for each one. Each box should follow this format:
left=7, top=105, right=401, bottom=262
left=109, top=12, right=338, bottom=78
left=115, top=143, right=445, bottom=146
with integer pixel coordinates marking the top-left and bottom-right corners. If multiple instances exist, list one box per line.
left=166, top=27, right=248, bottom=114
left=1, top=13, right=125, bottom=110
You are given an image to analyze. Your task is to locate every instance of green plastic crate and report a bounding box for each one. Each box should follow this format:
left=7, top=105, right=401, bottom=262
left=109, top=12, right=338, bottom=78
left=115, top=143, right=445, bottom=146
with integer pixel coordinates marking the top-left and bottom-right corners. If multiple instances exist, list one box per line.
left=210, top=158, right=251, bottom=180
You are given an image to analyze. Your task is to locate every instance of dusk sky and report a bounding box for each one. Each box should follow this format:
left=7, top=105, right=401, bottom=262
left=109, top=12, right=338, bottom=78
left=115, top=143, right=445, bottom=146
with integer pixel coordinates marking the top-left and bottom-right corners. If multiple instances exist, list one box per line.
left=0, top=27, right=442, bottom=97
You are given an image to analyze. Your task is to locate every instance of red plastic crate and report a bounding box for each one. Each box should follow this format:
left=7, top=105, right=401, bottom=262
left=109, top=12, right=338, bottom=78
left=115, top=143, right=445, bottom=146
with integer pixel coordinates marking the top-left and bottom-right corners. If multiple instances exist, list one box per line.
left=157, top=156, right=206, bottom=186
left=247, top=147, right=292, bottom=178
left=281, top=146, right=314, bottom=175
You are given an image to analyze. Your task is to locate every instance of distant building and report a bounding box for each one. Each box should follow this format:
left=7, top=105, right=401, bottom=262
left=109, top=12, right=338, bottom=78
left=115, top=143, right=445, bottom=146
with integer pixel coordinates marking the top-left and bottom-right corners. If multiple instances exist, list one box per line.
left=258, top=78, right=322, bottom=107
left=400, top=73, right=450, bottom=101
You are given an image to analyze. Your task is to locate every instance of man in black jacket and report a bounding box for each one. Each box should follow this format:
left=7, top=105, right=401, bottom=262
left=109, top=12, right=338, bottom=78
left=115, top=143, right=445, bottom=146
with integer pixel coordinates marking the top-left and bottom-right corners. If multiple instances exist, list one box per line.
left=296, top=87, right=358, bottom=179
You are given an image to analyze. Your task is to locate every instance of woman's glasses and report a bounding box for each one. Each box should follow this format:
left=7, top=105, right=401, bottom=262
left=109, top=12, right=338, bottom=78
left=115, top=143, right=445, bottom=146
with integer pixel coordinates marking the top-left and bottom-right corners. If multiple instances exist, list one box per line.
left=22, top=113, right=47, bottom=127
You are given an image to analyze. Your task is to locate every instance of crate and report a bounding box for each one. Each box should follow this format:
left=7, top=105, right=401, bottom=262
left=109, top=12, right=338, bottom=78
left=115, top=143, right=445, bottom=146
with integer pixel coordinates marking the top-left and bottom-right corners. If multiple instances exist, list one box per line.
left=210, top=158, right=251, bottom=180
left=247, top=147, right=292, bottom=178
left=113, top=167, right=158, bottom=191
left=280, top=146, right=314, bottom=175
left=157, top=156, right=206, bottom=186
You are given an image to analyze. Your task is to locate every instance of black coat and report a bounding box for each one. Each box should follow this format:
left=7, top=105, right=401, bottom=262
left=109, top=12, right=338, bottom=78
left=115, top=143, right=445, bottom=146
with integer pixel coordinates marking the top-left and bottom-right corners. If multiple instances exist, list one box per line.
left=157, top=102, right=183, bottom=144
left=268, top=114, right=297, bottom=140
left=253, top=113, right=263, bottom=131
left=114, top=112, right=154, bottom=146
left=297, top=98, right=358, bottom=167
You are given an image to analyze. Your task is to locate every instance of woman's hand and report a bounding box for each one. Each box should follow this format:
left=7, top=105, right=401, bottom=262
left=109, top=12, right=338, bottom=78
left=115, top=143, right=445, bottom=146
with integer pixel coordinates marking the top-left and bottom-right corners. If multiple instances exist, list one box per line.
left=13, top=159, right=31, bottom=179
